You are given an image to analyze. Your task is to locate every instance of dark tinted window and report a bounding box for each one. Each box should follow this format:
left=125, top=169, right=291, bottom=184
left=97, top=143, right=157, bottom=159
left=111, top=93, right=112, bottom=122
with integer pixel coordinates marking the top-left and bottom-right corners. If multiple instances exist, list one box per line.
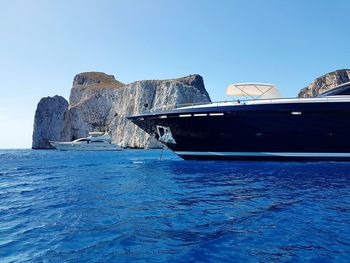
left=319, top=83, right=350, bottom=97
left=76, top=138, right=89, bottom=142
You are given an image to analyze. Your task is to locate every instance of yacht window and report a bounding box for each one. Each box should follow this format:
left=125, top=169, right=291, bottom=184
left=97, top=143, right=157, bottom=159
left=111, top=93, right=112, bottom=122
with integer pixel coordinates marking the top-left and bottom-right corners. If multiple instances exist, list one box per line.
left=158, top=127, right=165, bottom=137
left=319, top=83, right=350, bottom=96
left=75, top=138, right=89, bottom=142
left=156, top=125, right=176, bottom=144
left=338, top=87, right=350, bottom=95
left=209, top=113, right=224, bottom=116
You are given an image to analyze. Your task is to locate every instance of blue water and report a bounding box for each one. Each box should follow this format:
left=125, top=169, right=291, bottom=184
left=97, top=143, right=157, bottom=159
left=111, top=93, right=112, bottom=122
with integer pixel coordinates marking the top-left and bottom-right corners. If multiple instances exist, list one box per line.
left=0, top=150, right=349, bottom=262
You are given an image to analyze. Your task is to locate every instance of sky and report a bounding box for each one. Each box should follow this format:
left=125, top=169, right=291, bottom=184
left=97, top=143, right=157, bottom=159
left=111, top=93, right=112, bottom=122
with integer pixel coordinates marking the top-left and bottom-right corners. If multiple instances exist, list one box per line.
left=0, top=0, right=349, bottom=148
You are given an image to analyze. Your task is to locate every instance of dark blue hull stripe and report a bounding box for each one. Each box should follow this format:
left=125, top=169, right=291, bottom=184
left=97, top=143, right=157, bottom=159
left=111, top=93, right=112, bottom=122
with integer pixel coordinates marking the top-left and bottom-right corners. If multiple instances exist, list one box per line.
left=175, top=151, right=350, bottom=157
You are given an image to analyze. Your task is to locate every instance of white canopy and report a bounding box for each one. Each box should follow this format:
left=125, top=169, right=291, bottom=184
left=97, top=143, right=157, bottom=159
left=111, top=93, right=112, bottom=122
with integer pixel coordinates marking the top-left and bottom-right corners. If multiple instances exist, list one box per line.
left=226, top=83, right=282, bottom=99
left=88, top=131, right=106, bottom=136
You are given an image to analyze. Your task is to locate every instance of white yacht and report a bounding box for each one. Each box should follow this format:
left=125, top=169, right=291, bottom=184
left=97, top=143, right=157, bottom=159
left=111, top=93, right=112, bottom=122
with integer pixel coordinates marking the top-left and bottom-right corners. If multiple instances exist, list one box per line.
left=50, top=132, right=122, bottom=151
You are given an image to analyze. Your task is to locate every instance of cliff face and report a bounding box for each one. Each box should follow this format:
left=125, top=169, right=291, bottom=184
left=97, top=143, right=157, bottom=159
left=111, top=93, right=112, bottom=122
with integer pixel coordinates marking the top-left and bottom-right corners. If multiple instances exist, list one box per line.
left=298, top=69, right=350, bottom=97
left=67, top=72, right=123, bottom=141
left=32, top=72, right=211, bottom=149
left=108, top=75, right=211, bottom=148
left=32, top=95, right=70, bottom=149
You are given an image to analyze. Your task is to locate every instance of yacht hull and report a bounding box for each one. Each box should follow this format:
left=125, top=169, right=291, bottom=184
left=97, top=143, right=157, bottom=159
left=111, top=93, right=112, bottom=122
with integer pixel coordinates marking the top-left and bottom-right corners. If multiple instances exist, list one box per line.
left=128, top=102, right=350, bottom=160
left=50, top=142, right=122, bottom=151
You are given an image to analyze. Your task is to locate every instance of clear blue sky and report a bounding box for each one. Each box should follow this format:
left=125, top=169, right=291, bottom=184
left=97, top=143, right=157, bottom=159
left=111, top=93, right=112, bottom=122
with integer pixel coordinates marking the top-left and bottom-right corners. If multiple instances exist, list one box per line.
left=1, top=0, right=349, bottom=148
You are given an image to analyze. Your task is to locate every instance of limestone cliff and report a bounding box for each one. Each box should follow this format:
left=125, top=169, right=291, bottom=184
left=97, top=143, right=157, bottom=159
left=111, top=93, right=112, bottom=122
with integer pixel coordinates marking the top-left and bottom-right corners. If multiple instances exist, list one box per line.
left=108, top=75, right=210, bottom=148
left=32, top=95, right=70, bottom=149
left=32, top=72, right=211, bottom=149
left=298, top=69, right=350, bottom=97
left=67, top=72, right=124, bottom=141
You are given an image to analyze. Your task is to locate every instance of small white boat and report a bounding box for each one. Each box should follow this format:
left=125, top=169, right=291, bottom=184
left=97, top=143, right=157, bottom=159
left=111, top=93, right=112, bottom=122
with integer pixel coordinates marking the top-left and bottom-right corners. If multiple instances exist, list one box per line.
left=50, top=132, right=122, bottom=151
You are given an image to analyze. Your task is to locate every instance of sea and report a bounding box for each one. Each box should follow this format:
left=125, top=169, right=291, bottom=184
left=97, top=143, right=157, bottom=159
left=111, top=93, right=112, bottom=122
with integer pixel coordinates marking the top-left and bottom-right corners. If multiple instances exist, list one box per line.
left=0, top=149, right=349, bottom=263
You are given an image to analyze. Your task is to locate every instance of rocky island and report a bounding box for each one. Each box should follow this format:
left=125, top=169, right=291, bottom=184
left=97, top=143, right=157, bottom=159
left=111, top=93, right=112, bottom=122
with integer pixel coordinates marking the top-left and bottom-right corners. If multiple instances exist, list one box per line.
left=32, top=73, right=211, bottom=149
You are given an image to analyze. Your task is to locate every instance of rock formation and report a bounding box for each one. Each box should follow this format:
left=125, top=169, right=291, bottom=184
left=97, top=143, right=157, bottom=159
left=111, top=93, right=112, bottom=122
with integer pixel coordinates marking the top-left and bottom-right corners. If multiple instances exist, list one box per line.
left=108, top=75, right=210, bottom=148
left=67, top=72, right=124, bottom=142
left=32, top=96, right=70, bottom=149
left=32, top=72, right=211, bottom=149
left=298, top=69, right=350, bottom=97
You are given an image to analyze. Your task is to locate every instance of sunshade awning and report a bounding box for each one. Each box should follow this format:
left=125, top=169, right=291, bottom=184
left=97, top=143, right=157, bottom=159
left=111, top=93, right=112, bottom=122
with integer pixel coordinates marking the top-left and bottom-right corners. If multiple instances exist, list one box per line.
left=226, top=83, right=282, bottom=99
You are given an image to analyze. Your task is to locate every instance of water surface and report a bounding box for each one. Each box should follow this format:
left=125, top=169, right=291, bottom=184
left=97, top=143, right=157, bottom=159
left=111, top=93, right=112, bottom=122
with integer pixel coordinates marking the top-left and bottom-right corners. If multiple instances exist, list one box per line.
left=0, top=149, right=349, bottom=262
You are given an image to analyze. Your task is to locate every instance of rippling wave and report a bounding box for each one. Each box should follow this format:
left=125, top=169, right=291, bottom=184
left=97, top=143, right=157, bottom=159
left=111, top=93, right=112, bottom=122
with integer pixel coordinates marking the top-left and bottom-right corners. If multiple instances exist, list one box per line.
left=0, top=149, right=349, bottom=262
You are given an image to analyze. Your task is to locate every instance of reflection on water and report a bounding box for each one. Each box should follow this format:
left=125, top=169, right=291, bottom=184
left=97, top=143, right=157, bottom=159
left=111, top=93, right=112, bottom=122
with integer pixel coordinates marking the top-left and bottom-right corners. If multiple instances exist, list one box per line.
left=0, top=150, right=349, bottom=262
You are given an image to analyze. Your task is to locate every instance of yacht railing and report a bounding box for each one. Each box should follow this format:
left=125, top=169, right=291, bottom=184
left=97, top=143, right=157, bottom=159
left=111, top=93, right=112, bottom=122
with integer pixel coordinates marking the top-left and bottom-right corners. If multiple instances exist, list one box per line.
left=144, top=96, right=342, bottom=113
